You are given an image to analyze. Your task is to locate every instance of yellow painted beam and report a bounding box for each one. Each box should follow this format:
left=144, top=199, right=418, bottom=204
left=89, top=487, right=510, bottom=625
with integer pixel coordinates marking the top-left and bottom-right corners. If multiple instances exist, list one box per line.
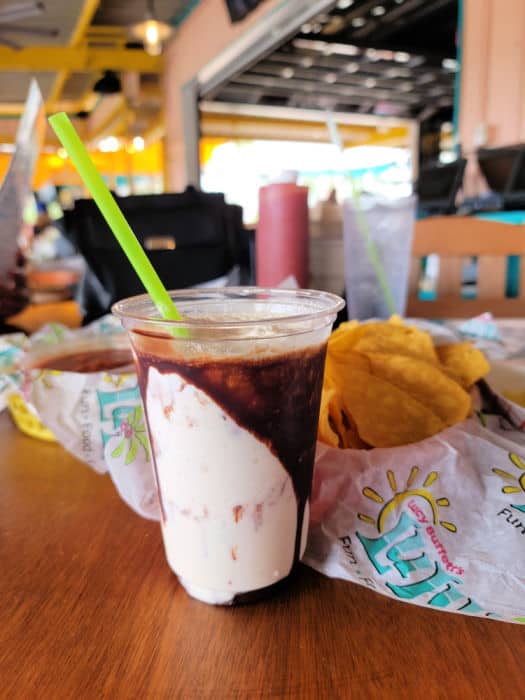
left=0, top=104, right=29, bottom=116
left=0, top=46, right=161, bottom=72
left=355, top=126, right=409, bottom=148
left=53, top=93, right=100, bottom=117
left=86, top=100, right=129, bottom=144
left=48, top=73, right=69, bottom=108
left=52, top=89, right=100, bottom=117
left=86, top=25, right=129, bottom=48
left=87, top=25, right=127, bottom=35
left=200, top=113, right=378, bottom=143
left=48, top=0, right=102, bottom=109
left=71, top=0, right=102, bottom=46
left=0, top=92, right=99, bottom=116
left=143, top=113, right=165, bottom=145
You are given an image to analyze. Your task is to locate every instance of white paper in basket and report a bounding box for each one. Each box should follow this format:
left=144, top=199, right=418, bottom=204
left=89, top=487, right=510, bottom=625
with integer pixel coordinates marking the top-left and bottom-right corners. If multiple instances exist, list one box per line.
left=305, top=386, right=525, bottom=625
left=0, top=318, right=160, bottom=521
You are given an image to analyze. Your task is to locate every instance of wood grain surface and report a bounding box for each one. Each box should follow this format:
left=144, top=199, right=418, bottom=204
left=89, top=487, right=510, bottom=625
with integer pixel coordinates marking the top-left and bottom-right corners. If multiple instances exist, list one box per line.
left=0, top=412, right=523, bottom=699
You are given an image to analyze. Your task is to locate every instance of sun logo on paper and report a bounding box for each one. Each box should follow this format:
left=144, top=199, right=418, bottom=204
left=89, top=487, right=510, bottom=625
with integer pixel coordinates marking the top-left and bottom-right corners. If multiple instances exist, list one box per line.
left=33, top=368, right=62, bottom=389
left=492, top=452, right=525, bottom=513
left=103, top=372, right=132, bottom=389
left=357, top=466, right=457, bottom=534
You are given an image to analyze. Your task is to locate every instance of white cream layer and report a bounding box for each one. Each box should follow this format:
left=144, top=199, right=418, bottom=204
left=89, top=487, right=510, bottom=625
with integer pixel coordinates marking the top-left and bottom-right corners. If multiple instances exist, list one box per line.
left=146, top=366, right=309, bottom=600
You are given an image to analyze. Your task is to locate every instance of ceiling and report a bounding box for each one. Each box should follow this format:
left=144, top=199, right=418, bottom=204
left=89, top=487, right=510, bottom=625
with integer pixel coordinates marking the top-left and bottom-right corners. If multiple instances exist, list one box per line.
left=0, top=0, right=80, bottom=49
left=203, top=0, right=459, bottom=122
left=0, top=0, right=194, bottom=146
left=0, top=0, right=458, bottom=152
left=93, top=0, right=184, bottom=26
left=0, top=0, right=85, bottom=103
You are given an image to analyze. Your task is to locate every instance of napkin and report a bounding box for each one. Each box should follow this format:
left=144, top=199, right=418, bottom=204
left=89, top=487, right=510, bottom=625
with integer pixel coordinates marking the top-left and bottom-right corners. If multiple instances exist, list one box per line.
left=305, top=384, right=525, bottom=625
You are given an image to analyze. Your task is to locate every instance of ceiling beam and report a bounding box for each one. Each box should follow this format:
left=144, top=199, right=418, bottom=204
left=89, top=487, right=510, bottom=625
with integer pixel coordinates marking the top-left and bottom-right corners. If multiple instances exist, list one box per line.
left=0, top=46, right=161, bottom=72
left=55, top=91, right=100, bottom=116
left=0, top=91, right=100, bottom=116
left=85, top=25, right=130, bottom=48
left=48, top=0, right=102, bottom=109
left=200, top=100, right=412, bottom=128
left=142, top=113, right=165, bottom=146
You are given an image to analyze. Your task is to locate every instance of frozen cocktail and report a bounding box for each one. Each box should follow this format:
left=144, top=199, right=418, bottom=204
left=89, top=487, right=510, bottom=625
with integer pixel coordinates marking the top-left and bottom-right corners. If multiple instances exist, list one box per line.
left=113, top=288, right=344, bottom=604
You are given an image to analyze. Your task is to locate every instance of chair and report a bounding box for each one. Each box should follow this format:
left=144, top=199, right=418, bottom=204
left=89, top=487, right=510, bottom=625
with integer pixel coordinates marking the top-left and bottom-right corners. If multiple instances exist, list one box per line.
left=477, top=145, right=525, bottom=210
left=72, top=188, right=248, bottom=323
left=407, top=216, right=525, bottom=318
left=416, top=158, right=467, bottom=216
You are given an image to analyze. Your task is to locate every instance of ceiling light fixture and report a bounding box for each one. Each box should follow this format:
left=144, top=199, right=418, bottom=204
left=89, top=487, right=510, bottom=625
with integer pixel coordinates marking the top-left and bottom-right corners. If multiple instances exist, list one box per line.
left=371, top=5, right=386, bottom=16
left=394, top=51, right=411, bottom=63
left=442, top=58, right=459, bottom=72
left=93, top=70, right=121, bottom=94
left=351, top=17, right=366, bottom=27
left=99, top=136, right=120, bottom=153
left=129, top=0, right=173, bottom=56
left=416, top=73, right=435, bottom=84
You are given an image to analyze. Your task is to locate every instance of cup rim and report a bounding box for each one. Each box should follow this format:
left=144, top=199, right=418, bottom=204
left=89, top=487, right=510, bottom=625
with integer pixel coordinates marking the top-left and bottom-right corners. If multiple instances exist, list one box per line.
left=112, top=286, right=345, bottom=329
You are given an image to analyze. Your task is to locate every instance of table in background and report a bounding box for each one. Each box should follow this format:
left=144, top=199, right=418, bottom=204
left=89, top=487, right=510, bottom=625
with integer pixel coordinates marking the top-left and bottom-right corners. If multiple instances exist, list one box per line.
left=0, top=413, right=523, bottom=699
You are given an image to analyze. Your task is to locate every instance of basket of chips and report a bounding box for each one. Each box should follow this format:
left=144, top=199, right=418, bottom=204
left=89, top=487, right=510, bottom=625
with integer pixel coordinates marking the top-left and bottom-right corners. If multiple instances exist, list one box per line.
left=317, top=316, right=490, bottom=449
left=305, top=316, right=525, bottom=625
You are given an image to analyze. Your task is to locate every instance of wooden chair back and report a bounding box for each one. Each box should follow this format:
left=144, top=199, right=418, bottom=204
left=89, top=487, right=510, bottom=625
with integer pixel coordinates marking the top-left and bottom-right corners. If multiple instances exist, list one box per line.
left=407, top=217, right=525, bottom=318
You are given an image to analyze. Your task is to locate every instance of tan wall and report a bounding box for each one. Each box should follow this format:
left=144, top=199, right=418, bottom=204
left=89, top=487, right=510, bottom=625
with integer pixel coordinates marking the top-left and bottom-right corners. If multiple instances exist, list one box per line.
left=163, top=0, right=281, bottom=191
left=459, top=0, right=525, bottom=194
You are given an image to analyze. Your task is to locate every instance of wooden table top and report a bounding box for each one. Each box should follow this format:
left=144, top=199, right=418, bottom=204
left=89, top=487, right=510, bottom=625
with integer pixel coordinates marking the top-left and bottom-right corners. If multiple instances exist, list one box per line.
left=1, top=411, right=523, bottom=699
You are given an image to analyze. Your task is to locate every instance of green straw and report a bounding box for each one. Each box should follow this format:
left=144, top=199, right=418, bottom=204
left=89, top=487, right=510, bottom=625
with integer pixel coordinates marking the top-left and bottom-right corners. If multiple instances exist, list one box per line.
left=48, top=112, right=183, bottom=323
left=326, top=114, right=396, bottom=316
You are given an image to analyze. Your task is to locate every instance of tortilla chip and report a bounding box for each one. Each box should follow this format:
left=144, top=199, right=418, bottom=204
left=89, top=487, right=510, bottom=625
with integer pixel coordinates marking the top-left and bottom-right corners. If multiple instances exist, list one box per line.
left=338, top=368, right=445, bottom=447
left=353, top=324, right=438, bottom=364
left=436, top=342, right=490, bottom=388
left=318, top=387, right=341, bottom=447
left=318, top=386, right=368, bottom=449
left=364, top=352, right=472, bottom=425
left=329, top=319, right=438, bottom=365
left=319, top=318, right=490, bottom=449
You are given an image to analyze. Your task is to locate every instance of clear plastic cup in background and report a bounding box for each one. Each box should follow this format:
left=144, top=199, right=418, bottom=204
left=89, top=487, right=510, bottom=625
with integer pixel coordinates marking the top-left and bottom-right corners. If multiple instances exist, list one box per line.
left=113, top=287, right=344, bottom=605
left=342, top=195, right=416, bottom=319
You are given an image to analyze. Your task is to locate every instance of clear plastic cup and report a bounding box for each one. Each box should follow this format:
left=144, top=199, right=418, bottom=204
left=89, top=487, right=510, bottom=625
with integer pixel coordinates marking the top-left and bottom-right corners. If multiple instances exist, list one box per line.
left=342, top=195, right=416, bottom=319
left=113, top=287, right=344, bottom=605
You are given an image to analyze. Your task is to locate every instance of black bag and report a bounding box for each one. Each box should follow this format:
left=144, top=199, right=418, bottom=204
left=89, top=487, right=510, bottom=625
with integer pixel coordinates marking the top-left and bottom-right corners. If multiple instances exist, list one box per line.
left=73, top=188, right=245, bottom=323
